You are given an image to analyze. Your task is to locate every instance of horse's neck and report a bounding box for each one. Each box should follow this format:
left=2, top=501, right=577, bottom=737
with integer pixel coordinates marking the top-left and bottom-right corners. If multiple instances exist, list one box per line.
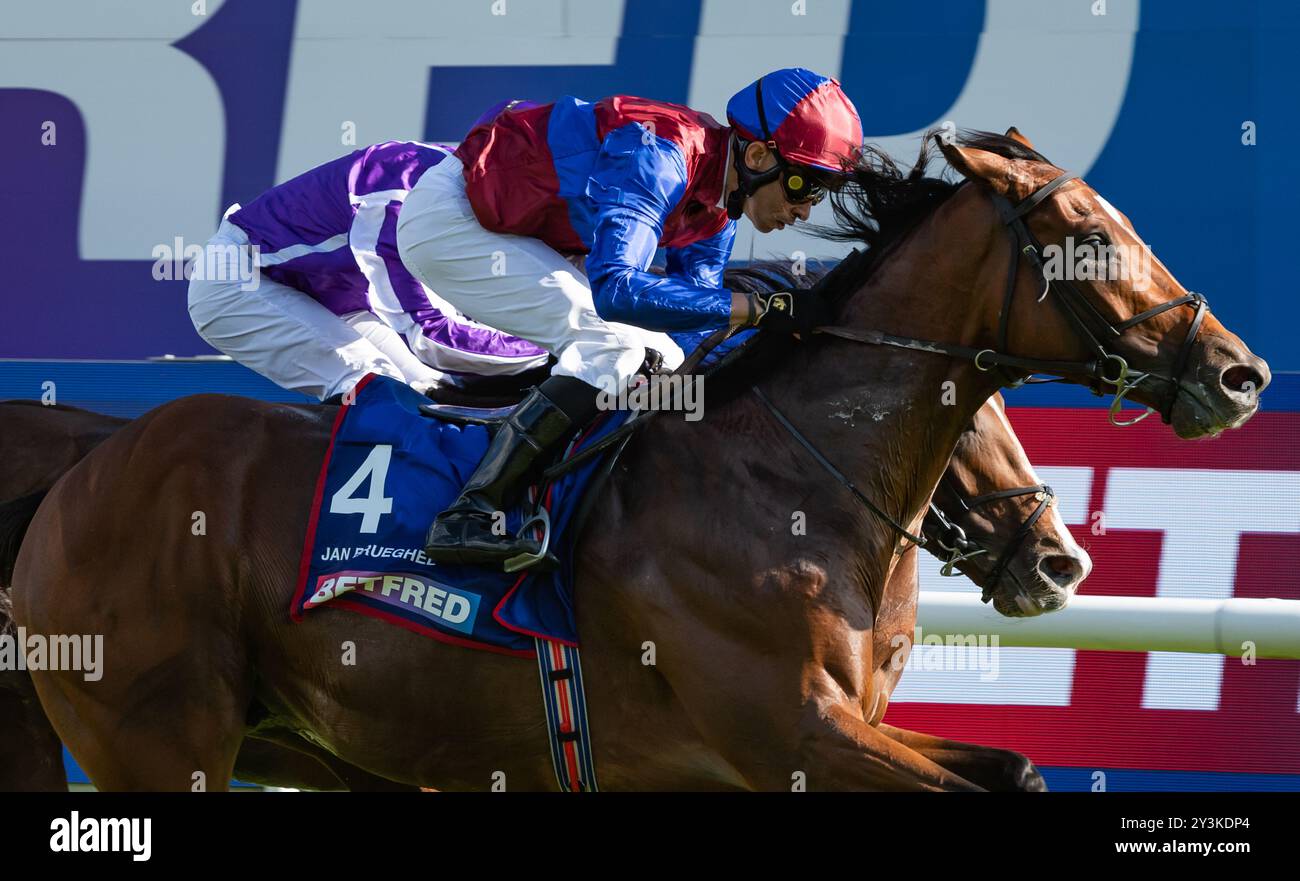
left=714, top=191, right=1007, bottom=589
left=752, top=356, right=989, bottom=581
left=607, top=189, right=1009, bottom=608
left=800, top=198, right=1003, bottom=550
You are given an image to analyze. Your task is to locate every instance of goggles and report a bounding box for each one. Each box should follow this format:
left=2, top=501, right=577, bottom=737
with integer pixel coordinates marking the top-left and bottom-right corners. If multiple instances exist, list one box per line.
left=776, top=162, right=834, bottom=205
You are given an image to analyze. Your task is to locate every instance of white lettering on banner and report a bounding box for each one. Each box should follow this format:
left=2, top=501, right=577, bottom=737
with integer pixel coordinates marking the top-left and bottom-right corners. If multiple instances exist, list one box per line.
left=0, top=2, right=227, bottom=259
left=1038, top=466, right=1096, bottom=528
left=690, top=1, right=854, bottom=121
left=1102, top=469, right=1300, bottom=711
left=892, top=648, right=1076, bottom=705
left=276, top=0, right=624, bottom=179
left=307, top=571, right=475, bottom=626
left=699, top=0, right=1141, bottom=262
left=900, top=466, right=1093, bottom=705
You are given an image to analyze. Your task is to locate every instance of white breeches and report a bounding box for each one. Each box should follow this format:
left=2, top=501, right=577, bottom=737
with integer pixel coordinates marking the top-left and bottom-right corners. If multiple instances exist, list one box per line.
left=187, top=219, right=470, bottom=400
left=395, top=152, right=683, bottom=393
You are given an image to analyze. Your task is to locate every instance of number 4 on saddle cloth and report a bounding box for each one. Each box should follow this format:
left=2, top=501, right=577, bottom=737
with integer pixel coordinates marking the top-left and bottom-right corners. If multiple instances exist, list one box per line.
left=290, top=372, right=631, bottom=657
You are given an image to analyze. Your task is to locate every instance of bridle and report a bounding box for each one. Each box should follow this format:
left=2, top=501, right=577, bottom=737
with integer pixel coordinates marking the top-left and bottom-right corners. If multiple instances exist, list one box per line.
left=982, top=172, right=1208, bottom=426
left=819, top=170, right=1210, bottom=427
left=752, top=167, right=1212, bottom=551
left=925, top=481, right=1055, bottom=602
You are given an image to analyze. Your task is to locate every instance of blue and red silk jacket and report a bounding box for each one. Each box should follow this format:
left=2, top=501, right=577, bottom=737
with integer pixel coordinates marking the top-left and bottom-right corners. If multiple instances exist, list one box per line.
left=455, top=95, right=736, bottom=333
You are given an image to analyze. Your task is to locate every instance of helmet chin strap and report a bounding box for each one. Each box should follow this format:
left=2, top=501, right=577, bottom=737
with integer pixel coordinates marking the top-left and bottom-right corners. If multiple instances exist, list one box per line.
left=725, top=133, right=782, bottom=220
left=727, top=76, right=787, bottom=220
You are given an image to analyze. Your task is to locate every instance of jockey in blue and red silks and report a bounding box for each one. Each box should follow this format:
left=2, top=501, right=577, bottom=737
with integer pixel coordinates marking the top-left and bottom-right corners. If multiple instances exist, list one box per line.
left=187, top=68, right=863, bottom=568
left=411, top=68, right=863, bottom=567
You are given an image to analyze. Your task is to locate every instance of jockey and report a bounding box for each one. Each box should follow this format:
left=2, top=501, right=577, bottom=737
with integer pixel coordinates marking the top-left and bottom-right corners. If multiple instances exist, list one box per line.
left=403, top=67, right=863, bottom=567
left=187, top=141, right=551, bottom=401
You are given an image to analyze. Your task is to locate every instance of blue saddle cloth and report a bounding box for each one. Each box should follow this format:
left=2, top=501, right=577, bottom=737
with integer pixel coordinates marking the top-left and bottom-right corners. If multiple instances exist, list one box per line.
left=290, top=373, right=626, bottom=657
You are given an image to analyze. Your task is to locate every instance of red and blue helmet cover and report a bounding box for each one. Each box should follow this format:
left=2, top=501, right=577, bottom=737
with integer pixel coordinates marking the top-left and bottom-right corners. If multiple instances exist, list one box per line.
left=726, top=68, right=863, bottom=173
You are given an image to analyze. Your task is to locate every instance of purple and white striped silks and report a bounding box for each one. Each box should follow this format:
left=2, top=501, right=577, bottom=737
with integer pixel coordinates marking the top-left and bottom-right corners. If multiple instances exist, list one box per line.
left=228, top=141, right=547, bottom=376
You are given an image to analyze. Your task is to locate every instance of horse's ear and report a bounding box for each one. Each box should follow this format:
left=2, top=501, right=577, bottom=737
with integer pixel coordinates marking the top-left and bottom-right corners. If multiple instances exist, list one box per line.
left=936, top=138, right=1021, bottom=200
left=1004, top=127, right=1035, bottom=149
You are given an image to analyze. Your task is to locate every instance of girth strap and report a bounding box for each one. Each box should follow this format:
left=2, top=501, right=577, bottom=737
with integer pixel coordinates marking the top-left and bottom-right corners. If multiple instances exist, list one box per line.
left=535, top=637, right=599, bottom=792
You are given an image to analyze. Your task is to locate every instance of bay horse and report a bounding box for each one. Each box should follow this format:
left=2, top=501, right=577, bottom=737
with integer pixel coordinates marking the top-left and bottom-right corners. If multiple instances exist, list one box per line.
left=0, top=391, right=1084, bottom=791
left=0, top=402, right=126, bottom=791
left=10, top=131, right=1268, bottom=790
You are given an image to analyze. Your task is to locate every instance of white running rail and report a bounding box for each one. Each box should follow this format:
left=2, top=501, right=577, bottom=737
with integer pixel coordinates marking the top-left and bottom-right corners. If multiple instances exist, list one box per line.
left=916, top=594, right=1300, bottom=659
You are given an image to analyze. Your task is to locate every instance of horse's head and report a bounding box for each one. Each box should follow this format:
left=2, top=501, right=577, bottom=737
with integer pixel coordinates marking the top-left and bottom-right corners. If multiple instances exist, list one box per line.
left=937, top=129, right=1269, bottom=439
left=926, top=393, right=1091, bottom=618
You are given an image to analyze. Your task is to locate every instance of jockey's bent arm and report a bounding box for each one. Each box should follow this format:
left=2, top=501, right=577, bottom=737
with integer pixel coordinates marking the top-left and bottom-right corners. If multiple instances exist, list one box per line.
left=664, top=222, right=737, bottom=290
left=583, top=126, right=733, bottom=334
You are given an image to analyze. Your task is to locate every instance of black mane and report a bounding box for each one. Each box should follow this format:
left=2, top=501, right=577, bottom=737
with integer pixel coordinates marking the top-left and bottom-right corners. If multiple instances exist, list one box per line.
left=698, top=129, right=1049, bottom=400
left=808, top=129, right=1049, bottom=312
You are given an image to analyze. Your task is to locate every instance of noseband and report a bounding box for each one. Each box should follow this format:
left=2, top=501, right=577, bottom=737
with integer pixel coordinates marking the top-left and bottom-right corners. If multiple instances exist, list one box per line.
left=925, top=482, right=1055, bottom=602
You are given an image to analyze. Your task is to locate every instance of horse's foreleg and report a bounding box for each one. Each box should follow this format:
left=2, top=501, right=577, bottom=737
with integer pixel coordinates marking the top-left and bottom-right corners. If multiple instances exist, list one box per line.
left=785, top=703, right=985, bottom=791
left=237, top=732, right=420, bottom=792
left=648, top=621, right=982, bottom=790
left=685, top=690, right=983, bottom=791
left=875, top=723, right=1047, bottom=791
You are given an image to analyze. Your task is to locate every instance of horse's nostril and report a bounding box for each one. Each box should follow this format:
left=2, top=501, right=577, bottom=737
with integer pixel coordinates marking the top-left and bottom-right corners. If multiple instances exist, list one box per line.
left=1039, top=554, right=1084, bottom=589
left=1221, top=364, right=1265, bottom=397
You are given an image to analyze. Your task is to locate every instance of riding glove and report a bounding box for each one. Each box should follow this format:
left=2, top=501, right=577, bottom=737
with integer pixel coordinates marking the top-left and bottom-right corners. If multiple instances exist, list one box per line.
left=750, top=289, right=834, bottom=337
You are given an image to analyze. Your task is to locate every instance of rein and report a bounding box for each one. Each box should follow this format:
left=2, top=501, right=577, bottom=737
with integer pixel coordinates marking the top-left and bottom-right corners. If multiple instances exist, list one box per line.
left=540, top=326, right=739, bottom=482
left=751, top=386, right=927, bottom=546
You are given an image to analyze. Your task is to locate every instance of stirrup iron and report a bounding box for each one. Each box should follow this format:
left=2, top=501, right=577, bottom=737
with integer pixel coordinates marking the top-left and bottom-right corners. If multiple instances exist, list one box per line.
left=504, top=507, right=554, bottom=573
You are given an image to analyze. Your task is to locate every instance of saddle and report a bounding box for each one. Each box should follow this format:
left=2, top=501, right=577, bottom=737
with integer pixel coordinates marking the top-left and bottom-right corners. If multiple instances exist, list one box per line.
left=417, top=346, right=667, bottom=428
left=315, top=338, right=731, bottom=577
left=292, top=330, right=747, bottom=651
left=294, top=375, right=637, bottom=651
left=415, top=348, right=670, bottom=568
left=420, top=401, right=514, bottom=427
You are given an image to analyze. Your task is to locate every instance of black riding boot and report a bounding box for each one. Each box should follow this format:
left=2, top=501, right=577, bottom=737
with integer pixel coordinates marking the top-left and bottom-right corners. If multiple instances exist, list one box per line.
left=424, top=376, right=601, bottom=568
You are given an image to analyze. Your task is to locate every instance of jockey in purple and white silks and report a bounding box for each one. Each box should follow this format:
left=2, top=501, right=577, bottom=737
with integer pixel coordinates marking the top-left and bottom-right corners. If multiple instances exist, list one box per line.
left=403, top=68, right=863, bottom=568
left=187, top=140, right=550, bottom=400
